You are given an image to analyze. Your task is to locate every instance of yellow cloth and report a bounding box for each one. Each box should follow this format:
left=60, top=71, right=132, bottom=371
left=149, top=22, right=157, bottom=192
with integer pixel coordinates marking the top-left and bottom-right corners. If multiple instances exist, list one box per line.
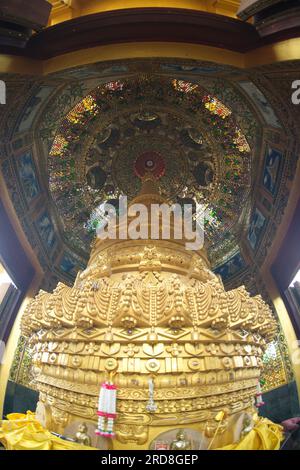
left=218, top=418, right=284, bottom=450
left=0, top=412, right=283, bottom=450
left=0, top=412, right=96, bottom=450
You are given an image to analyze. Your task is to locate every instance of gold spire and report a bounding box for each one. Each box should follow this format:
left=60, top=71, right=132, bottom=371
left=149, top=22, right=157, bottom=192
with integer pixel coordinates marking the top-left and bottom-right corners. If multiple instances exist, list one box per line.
left=130, top=170, right=166, bottom=207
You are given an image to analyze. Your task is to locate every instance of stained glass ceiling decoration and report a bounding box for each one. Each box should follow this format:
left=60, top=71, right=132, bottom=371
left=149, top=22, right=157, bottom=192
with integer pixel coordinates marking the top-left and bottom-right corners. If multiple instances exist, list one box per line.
left=50, top=134, right=69, bottom=157
left=47, top=76, right=253, bottom=266
left=105, top=80, right=124, bottom=91
left=233, top=127, right=251, bottom=153
left=66, top=94, right=99, bottom=125
left=172, top=79, right=198, bottom=93
left=202, top=94, right=231, bottom=119
left=172, top=80, right=232, bottom=120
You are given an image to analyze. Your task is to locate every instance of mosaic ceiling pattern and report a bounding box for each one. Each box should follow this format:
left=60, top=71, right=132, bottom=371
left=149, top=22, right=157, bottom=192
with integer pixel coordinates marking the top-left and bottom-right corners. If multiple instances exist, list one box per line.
left=0, top=59, right=299, bottom=294
left=47, top=76, right=252, bottom=257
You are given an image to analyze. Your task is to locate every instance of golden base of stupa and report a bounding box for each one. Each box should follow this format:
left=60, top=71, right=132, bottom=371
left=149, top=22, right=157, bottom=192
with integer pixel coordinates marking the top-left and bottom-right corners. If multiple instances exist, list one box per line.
left=22, top=178, right=277, bottom=450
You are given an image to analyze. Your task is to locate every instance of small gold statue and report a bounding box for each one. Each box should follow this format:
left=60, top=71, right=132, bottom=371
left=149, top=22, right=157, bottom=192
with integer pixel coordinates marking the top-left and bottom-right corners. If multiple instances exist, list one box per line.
left=74, top=422, right=92, bottom=447
left=170, top=430, right=192, bottom=450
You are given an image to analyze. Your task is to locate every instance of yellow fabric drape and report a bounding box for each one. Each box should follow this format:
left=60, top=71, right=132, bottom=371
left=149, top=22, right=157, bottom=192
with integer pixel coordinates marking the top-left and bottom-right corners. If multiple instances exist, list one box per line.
left=0, top=412, right=96, bottom=450
left=217, top=418, right=284, bottom=450
left=0, top=412, right=284, bottom=450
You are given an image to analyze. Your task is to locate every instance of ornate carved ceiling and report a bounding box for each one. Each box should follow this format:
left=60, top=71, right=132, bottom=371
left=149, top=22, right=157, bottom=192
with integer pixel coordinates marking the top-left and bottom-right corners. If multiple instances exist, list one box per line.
left=47, top=76, right=252, bottom=260
left=0, top=58, right=299, bottom=293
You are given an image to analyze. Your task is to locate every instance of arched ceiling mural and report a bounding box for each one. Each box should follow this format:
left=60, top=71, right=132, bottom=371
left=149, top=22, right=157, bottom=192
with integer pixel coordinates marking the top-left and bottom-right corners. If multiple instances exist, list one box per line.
left=0, top=58, right=299, bottom=294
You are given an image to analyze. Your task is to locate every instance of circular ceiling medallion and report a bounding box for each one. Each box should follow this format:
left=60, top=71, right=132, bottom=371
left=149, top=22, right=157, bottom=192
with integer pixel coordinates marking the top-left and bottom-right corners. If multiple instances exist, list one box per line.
left=132, top=111, right=161, bottom=129
left=112, top=133, right=188, bottom=200
left=134, top=151, right=166, bottom=179
left=136, top=111, right=159, bottom=122
left=188, top=128, right=203, bottom=145
left=86, top=165, right=107, bottom=189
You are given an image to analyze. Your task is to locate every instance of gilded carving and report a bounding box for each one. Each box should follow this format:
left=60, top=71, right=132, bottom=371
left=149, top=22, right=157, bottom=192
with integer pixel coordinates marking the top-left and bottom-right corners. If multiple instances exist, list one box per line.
left=21, top=182, right=278, bottom=449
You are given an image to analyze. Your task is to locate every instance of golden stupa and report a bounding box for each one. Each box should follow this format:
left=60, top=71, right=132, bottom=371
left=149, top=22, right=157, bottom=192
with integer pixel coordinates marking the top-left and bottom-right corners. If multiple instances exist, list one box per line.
left=21, top=170, right=277, bottom=450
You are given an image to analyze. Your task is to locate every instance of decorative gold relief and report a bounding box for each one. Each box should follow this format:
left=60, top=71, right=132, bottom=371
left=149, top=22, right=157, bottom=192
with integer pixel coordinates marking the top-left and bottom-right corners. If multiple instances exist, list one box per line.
left=104, top=358, right=118, bottom=371
left=21, top=181, right=278, bottom=449
left=116, top=424, right=149, bottom=445
left=146, top=359, right=160, bottom=373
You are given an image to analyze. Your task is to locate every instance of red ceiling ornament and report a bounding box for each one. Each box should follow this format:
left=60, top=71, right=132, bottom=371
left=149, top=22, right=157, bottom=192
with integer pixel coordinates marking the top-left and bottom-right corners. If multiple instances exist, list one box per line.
left=134, top=151, right=166, bottom=180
